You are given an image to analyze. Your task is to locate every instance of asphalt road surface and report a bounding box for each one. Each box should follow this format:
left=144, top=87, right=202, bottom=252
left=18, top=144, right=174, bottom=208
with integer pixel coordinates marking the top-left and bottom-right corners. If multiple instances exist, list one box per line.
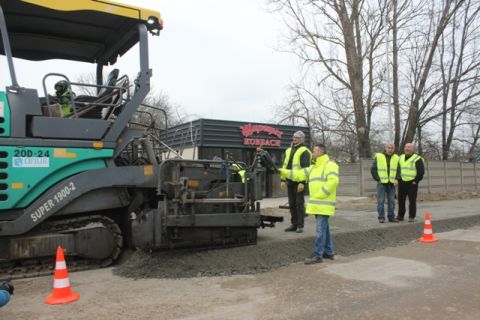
left=2, top=226, right=479, bottom=320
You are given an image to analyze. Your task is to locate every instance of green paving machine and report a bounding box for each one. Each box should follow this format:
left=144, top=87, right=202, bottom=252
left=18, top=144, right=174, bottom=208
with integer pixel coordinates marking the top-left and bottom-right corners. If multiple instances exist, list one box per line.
left=0, top=0, right=278, bottom=272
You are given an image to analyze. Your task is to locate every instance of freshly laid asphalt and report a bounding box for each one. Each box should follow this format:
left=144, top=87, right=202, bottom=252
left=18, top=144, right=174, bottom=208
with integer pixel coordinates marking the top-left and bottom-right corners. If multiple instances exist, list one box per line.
left=114, top=196, right=480, bottom=279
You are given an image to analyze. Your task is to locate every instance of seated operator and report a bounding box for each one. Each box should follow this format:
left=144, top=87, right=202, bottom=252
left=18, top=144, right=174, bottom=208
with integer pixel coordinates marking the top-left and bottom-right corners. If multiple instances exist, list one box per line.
left=0, top=281, right=14, bottom=308
left=53, top=80, right=76, bottom=116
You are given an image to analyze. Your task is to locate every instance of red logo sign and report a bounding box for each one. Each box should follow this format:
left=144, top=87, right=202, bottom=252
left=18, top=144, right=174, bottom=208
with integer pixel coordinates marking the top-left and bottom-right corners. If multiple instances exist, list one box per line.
left=240, top=124, right=283, bottom=138
left=240, top=124, right=283, bottom=148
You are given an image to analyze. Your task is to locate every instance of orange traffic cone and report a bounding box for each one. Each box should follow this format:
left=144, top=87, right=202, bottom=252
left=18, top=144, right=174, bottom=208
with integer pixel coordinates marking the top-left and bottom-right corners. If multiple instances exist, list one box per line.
left=44, top=246, right=80, bottom=305
left=419, top=212, right=438, bottom=243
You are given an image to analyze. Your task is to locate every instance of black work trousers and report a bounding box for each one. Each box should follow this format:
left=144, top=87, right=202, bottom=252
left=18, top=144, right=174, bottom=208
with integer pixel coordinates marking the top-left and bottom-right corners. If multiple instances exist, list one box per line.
left=287, top=181, right=306, bottom=227
left=397, top=181, right=418, bottom=219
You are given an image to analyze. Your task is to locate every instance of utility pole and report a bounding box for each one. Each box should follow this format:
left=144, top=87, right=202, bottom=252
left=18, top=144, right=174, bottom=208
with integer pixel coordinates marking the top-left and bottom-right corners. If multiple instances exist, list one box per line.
left=384, top=2, right=393, bottom=143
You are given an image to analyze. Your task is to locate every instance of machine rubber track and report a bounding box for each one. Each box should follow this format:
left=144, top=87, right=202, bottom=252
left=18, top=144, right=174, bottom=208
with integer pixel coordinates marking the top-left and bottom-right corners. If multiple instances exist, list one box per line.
left=0, top=215, right=123, bottom=280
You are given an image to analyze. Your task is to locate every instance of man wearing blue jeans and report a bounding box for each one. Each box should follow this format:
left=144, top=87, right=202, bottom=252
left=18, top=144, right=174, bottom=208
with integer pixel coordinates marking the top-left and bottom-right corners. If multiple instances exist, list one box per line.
left=0, top=281, right=14, bottom=308
left=280, top=143, right=339, bottom=264
left=371, top=144, right=399, bottom=223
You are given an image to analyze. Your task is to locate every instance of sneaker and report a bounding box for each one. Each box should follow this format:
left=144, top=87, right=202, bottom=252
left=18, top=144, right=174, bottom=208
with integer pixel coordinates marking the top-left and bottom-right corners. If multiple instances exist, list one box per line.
left=396, top=216, right=404, bottom=222
left=304, top=255, right=323, bottom=265
left=322, top=253, right=335, bottom=260
left=378, top=218, right=385, bottom=223
left=296, top=227, right=304, bottom=233
left=284, top=225, right=297, bottom=232
left=388, top=218, right=399, bottom=223
left=408, top=218, right=415, bottom=222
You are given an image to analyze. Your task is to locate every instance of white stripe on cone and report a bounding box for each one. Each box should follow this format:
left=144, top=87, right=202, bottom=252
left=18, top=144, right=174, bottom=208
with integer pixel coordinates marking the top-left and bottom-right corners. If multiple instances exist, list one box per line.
left=55, top=261, right=66, bottom=270
left=425, top=220, right=431, bottom=224
left=423, top=229, right=432, bottom=234
left=53, top=278, right=71, bottom=289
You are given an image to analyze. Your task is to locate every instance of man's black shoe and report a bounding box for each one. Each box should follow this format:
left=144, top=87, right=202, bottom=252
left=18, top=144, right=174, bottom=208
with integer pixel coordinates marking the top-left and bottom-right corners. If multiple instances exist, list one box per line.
left=284, top=225, right=297, bottom=232
left=408, top=218, right=415, bottom=222
left=322, top=253, right=335, bottom=260
left=304, top=255, right=323, bottom=265
left=378, top=218, right=385, bottom=223
left=388, top=218, right=399, bottom=223
left=296, top=227, right=304, bottom=233
left=396, top=216, right=404, bottom=221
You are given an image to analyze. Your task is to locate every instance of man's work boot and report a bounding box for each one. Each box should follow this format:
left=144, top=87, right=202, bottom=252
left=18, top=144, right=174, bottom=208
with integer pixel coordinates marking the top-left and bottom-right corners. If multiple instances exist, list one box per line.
left=322, top=253, right=335, bottom=260
left=284, top=225, right=297, bottom=232
left=304, top=255, right=323, bottom=265
left=296, top=227, right=303, bottom=233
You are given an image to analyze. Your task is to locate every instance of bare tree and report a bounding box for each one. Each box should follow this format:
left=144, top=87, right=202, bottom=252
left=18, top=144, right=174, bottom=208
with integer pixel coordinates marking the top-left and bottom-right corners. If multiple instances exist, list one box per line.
left=401, top=0, right=465, bottom=146
left=268, top=0, right=390, bottom=158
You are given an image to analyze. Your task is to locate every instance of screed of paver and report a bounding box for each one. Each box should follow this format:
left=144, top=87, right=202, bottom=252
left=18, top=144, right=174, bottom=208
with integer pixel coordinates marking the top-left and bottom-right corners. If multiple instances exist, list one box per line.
left=322, top=256, right=434, bottom=287
left=436, top=227, right=480, bottom=242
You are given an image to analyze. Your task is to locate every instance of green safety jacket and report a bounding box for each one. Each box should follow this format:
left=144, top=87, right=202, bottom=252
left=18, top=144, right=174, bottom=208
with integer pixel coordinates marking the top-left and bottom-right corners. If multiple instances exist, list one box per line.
left=232, top=163, right=246, bottom=183
left=57, top=91, right=73, bottom=116
left=399, top=153, right=423, bottom=182
left=280, top=154, right=339, bottom=216
left=282, top=145, right=312, bottom=182
left=375, top=153, right=399, bottom=184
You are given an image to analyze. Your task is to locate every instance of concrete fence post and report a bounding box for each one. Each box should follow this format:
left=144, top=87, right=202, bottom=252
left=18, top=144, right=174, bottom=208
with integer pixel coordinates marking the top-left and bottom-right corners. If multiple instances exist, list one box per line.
left=460, top=162, right=463, bottom=192
left=444, top=161, right=448, bottom=191
left=359, top=158, right=365, bottom=196
left=426, top=159, right=432, bottom=194
left=474, top=161, right=478, bottom=190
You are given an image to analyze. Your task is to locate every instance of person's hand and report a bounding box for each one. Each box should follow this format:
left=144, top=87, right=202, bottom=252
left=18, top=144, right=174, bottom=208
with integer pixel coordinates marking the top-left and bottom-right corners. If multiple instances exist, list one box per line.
left=0, top=281, right=14, bottom=295
left=297, top=183, right=305, bottom=192
left=412, top=181, right=416, bottom=185
left=394, top=180, right=398, bottom=187
left=280, top=181, right=287, bottom=191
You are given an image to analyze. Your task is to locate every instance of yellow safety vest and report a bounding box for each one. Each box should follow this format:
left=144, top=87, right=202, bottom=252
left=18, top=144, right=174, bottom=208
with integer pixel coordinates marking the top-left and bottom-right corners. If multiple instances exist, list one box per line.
left=399, top=154, right=423, bottom=182
left=281, top=154, right=339, bottom=216
left=375, top=153, right=399, bottom=184
left=282, top=145, right=312, bottom=182
left=232, top=163, right=246, bottom=183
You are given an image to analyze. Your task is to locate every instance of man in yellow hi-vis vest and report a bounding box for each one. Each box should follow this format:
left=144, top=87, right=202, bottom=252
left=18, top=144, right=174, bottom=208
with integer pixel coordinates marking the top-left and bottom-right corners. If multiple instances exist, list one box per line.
left=280, top=143, right=339, bottom=264
left=281, top=131, right=312, bottom=233
left=371, top=144, right=399, bottom=223
left=397, top=143, right=424, bottom=222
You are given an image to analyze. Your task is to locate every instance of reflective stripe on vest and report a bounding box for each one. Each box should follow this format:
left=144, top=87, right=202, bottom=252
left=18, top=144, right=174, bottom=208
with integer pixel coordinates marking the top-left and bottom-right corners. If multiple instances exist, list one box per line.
left=375, top=153, right=399, bottom=184
left=399, top=154, right=422, bottom=182
left=306, top=159, right=338, bottom=216
left=282, top=146, right=312, bottom=182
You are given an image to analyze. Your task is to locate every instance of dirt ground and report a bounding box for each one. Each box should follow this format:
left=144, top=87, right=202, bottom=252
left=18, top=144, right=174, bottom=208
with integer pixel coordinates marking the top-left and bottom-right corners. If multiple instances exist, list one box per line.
left=3, top=227, right=480, bottom=320
left=114, top=190, right=480, bottom=280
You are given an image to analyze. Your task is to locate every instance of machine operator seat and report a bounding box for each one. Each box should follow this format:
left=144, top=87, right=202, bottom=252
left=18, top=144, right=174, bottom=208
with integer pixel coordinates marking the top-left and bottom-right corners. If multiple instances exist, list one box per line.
left=73, top=68, right=120, bottom=118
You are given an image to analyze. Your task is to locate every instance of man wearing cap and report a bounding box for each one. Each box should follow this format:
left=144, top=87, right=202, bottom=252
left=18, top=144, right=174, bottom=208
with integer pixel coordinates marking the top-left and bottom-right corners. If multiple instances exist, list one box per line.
left=280, top=131, right=312, bottom=233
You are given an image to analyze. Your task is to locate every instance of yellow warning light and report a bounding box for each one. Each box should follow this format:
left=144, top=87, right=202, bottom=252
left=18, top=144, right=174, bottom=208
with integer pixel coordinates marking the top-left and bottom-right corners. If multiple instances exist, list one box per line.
left=93, top=141, right=104, bottom=149
left=144, top=166, right=154, bottom=176
left=12, top=183, right=24, bottom=189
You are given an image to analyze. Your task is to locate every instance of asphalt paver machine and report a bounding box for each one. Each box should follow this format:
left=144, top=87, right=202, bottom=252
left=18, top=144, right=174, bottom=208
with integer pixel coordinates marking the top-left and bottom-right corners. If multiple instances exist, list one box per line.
left=0, top=0, right=279, bottom=272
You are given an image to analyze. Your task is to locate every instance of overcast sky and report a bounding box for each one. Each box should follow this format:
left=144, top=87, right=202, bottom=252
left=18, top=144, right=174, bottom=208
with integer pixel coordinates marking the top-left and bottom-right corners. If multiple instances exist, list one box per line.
left=1, top=0, right=299, bottom=123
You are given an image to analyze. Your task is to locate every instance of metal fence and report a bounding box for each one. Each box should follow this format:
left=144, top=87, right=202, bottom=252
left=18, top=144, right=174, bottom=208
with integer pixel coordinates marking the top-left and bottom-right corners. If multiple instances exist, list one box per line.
left=338, top=159, right=480, bottom=196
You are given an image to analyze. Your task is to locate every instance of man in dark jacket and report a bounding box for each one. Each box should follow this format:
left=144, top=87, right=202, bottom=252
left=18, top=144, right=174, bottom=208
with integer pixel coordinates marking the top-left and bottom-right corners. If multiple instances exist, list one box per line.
left=371, top=143, right=399, bottom=223
left=281, top=131, right=312, bottom=233
left=397, top=143, right=425, bottom=222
